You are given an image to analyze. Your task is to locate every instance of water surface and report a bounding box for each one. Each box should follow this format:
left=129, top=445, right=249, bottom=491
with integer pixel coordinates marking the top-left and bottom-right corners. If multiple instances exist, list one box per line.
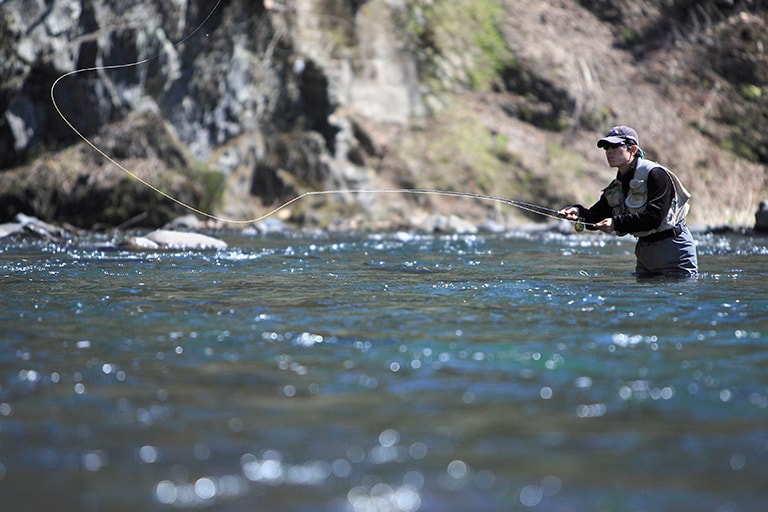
left=1, top=230, right=767, bottom=512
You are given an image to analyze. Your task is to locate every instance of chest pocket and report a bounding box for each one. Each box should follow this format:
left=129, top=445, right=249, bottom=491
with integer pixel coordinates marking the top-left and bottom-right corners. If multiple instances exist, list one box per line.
left=625, top=179, right=647, bottom=210
left=602, top=179, right=623, bottom=208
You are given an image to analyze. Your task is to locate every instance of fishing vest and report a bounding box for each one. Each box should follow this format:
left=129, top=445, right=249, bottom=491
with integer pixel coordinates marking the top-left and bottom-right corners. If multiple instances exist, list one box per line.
left=602, top=158, right=692, bottom=237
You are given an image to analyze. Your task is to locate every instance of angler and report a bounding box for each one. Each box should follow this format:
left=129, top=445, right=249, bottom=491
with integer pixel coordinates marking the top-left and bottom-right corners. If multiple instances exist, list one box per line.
left=559, top=126, right=698, bottom=278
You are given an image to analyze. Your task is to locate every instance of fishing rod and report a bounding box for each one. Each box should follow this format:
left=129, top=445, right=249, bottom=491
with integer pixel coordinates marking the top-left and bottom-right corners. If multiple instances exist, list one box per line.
left=253, top=188, right=588, bottom=229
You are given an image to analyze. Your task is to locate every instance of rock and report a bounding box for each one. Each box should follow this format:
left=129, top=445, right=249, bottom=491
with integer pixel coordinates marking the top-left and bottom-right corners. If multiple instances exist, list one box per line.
left=254, top=218, right=293, bottom=236
left=0, top=222, right=25, bottom=240
left=410, top=213, right=479, bottom=234
left=163, top=215, right=206, bottom=231
left=478, top=218, right=508, bottom=233
left=0, top=214, right=73, bottom=241
left=119, top=229, right=228, bottom=250
left=119, top=236, right=161, bottom=251
left=14, top=213, right=71, bottom=239
left=143, top=229, right=227, bottom=250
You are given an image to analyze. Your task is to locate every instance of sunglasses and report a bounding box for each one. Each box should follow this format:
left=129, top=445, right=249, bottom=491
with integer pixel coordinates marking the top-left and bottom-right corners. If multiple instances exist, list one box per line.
left=603, top=142, right=629, bottom=150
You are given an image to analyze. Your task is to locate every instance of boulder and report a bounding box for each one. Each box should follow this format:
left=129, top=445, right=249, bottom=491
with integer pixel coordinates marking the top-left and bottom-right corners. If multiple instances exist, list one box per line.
left=118, top=236, right=161, bottom=251
left=123, top=229, right=228, bottom=250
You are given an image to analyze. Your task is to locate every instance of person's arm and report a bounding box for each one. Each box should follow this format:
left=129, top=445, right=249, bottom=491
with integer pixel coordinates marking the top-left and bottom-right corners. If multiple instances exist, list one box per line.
left=613, top=167, right=673, bottom=234
left=578, top=196, right=613, bottom=226
left=559, top=184, right=616, bottom=229
left=560, top=197, right=611, bottom=228
left=560, top=198, right=612, bottom=231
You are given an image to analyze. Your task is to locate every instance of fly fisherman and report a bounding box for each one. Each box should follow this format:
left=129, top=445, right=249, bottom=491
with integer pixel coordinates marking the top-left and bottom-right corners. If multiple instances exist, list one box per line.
left=559, top=126, right=698, bottom=278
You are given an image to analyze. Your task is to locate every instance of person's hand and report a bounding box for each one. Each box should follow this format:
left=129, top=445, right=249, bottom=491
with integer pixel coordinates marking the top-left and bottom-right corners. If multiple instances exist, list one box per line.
left=595, top=217, right=615, bottom=234
left=558, top=206, right=580, bottom=221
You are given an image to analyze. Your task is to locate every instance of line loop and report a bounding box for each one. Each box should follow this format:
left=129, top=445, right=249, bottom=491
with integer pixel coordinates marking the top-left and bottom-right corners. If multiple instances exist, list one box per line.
left=48, top=1, right=591, bottom=231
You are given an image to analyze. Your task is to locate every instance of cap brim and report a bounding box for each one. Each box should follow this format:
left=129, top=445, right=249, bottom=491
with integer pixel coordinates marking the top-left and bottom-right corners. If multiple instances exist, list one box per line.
left=597, top=136, right=626, bottom=148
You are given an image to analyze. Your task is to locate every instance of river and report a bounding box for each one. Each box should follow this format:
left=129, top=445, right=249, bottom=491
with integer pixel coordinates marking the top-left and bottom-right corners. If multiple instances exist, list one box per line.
left=1, top=229, right=767, bottom=512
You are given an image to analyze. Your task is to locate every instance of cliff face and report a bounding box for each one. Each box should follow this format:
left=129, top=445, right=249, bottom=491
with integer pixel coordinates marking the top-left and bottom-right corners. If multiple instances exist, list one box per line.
left=1, top=0, right=766, bottom=229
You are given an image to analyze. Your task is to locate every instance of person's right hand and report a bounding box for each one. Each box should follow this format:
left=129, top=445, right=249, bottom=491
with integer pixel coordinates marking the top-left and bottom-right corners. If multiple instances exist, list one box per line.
left=558, top=206, right=580, bottom=221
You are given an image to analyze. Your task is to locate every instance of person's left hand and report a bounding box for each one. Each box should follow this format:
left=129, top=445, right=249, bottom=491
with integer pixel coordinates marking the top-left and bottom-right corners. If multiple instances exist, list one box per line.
left=595, top=217, right=615, bottom=234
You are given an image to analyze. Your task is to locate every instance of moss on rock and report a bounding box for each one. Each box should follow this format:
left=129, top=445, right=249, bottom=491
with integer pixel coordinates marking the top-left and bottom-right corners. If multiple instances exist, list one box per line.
left=403, top=0, right=514, bottom=95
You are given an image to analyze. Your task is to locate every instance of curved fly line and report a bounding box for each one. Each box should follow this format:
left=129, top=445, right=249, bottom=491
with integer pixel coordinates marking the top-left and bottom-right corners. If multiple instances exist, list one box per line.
left=50, top=1, right=587, bottom=229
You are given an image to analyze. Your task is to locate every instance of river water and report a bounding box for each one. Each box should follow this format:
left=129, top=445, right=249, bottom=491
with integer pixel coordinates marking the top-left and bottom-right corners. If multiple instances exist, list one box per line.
left=1, top=229, right=767, bottom=512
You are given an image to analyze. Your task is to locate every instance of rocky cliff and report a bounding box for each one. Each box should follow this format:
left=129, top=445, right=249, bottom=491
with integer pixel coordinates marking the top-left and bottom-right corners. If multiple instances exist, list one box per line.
left=1, top=0, right=766, bottom=230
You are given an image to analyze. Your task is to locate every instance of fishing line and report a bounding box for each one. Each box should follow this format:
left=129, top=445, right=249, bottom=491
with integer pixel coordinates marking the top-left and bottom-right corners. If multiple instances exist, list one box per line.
left=50, top=0, right=225, bottom=221
left=225, top=188, right=575, bottom=225
left=50, top=1, right=589, bottom=230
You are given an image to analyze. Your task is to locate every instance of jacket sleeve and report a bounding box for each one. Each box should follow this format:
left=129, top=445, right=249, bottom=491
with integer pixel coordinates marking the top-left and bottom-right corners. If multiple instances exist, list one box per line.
left=613, top=167, right=674, bottom=234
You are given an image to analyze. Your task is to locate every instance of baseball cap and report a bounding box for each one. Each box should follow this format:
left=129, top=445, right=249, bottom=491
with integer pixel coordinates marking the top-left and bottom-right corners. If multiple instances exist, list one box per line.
left=597, top=126, right=639, bottom=148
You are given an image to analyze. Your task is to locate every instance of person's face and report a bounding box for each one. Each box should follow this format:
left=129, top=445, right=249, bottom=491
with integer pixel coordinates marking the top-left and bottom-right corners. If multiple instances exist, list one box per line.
left=603, top=142, right=634, bottom=170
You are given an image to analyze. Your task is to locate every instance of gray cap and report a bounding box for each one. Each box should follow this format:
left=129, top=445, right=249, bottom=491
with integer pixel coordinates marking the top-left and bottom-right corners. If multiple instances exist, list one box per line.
left=597, top=126, right=639, bottom=148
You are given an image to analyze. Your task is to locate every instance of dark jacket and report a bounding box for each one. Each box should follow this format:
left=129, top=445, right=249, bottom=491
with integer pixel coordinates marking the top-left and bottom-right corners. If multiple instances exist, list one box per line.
left=575, top=157, right=674, bottom=235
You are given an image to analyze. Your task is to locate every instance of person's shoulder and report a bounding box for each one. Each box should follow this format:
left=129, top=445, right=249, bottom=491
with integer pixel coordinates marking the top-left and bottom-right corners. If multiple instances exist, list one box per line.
left=647, top=165, right=668, bottom=175
left=637, top=157, right=664, bottom=169
left=633, top=157, right=663, bottom=177
left=638, top=160, right=672, bottom=185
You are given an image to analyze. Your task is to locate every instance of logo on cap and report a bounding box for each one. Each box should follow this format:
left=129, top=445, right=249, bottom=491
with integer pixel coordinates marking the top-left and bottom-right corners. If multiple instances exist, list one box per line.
left=607, top=126, right=638, bottom=143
